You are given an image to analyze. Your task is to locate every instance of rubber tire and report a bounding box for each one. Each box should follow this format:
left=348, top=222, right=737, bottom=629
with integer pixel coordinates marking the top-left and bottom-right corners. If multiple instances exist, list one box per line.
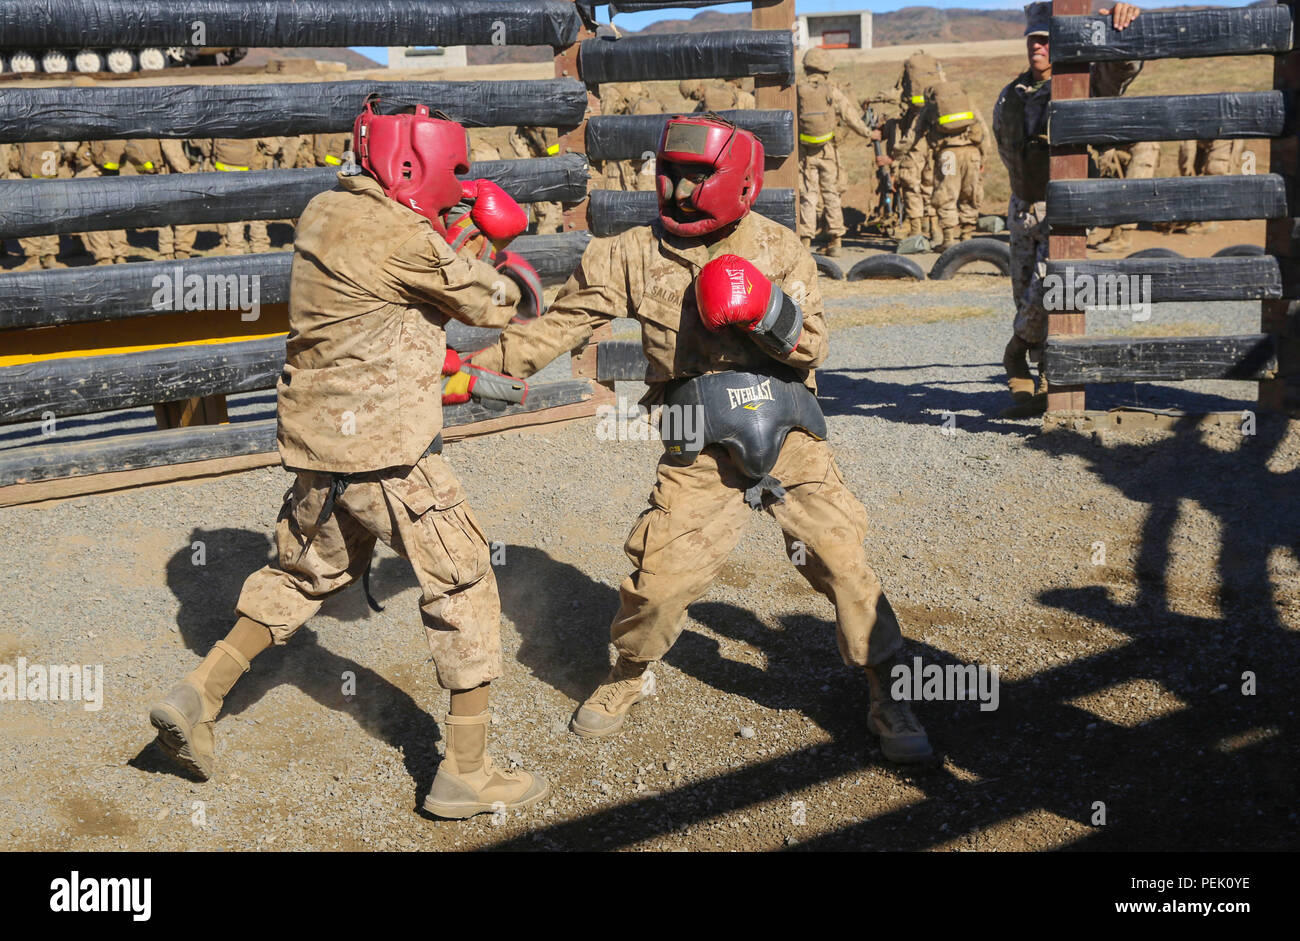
left=812, top=253, right=845, bottom=280
left=1126, top=247, right=1183, bottom=259
left=928, top=238, right=1011, bottom=280
left=1213, top=244, right=1265, bottom=257
left=847, top=254, right=925, bottom=281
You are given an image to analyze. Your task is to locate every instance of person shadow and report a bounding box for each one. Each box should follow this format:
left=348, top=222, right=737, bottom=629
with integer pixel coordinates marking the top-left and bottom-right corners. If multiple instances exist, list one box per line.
left=131, top=526, right=445, bottom=807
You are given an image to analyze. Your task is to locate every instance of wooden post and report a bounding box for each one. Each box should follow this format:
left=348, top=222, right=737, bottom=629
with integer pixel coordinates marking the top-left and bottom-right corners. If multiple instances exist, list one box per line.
left=1262, top=0, right=1298, bottom=413
left=1046, top=0, right=1090, bottom=414
left=556, top=0, right=597, bottom=234
left=154, top=394, right=229, bottom=430
left=752, top=0, right=798, bottom=192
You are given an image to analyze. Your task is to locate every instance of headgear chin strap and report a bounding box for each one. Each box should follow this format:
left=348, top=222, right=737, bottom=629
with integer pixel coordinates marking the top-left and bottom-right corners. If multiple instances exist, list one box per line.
left=656, top=115, right=764, bottom=237
left=353, top=95, right=469, bottom=230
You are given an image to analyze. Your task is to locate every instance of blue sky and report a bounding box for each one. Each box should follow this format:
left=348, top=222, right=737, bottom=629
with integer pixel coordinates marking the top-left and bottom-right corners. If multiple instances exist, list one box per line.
left=351, top=0, right=1257, bottom=65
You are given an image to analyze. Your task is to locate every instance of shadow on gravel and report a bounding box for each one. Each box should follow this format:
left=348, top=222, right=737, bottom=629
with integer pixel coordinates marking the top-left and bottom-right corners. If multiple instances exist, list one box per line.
left=482, top=415, right=1298, bottom=852
left=816, top=365, right=1025, bottom=437
left=139, top=527, right=443, bottom=800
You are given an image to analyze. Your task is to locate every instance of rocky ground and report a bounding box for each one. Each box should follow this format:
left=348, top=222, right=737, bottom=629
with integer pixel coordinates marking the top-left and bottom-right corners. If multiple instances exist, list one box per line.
left=1, top=268, right=1296, bottom=852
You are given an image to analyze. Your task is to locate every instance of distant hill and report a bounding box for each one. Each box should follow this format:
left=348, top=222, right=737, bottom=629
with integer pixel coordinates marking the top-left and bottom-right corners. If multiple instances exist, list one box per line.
left=243, top=47, right=380, bottom=69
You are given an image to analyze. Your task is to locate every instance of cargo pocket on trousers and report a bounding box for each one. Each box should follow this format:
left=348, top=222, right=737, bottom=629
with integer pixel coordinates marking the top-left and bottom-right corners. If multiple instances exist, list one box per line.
left=623, top=502, right=714, bottom=576
left=426, top=505, right=491, bottom=587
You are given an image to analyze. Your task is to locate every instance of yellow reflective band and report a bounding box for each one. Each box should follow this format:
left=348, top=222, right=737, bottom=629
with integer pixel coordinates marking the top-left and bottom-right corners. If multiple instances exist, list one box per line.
left=938, top=111, right=974, bottom=125
left=324, top=154, right=342, bottom=165
left=799, top=131, right=834, bottom=145
left=142, top=161, right=155, bottom=169
left=910, top=94, right=925, bottom=105
left=546, top=144, right=560, bottom=155
left=102, top=162, right=119, bottom=170
left=215, top=161, right=250, bottom=171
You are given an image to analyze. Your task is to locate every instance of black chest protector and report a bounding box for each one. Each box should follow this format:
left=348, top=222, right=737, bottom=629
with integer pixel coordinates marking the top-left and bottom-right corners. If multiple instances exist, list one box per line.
left=661, top=368, right=827, bottom=508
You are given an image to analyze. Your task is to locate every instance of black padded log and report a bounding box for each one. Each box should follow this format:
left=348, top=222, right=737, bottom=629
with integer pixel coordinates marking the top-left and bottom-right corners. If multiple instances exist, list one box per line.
left=0, top=336, right=287, bottom=424
left=0, top=0, right=581, bottom=50
left=0, top=156, right=590, bottom=239
left=1049, top=8, right=1293, bottom=63
left=1045, top=175, right=1288, bottom=228
left=0, top=378, right=595, bottom=487
left=1042, top=256, right=1284, bottom=305
left=579, top=30, right=794, bottom=85
left=1042, top=334, right=1279, bottom=385
left=0, top=80, right=591, bottom=144
left=588, top=188, right=796, bottom=236
left=596, top=339, right=649, bottom=382
left=586, top=110, right=794, bottom=161
left=1049, top=92, right=1286, bottom=146
left=0, top=232, right=591, bottom=331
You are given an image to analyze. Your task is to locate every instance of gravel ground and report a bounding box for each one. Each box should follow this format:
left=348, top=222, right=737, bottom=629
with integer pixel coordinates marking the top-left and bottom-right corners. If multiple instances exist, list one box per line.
left=1, top=273, right=1296, bottom=852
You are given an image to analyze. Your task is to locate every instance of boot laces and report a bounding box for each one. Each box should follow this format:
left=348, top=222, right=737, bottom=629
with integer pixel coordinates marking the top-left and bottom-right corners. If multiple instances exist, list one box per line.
left=876, top=698, right=923, bottom=735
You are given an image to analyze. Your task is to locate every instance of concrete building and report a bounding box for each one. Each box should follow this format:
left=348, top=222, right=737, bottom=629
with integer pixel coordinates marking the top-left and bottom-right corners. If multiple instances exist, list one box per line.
left=795, top=9, right=873, bottom=50
left=387, top=46, right=468, bottom=69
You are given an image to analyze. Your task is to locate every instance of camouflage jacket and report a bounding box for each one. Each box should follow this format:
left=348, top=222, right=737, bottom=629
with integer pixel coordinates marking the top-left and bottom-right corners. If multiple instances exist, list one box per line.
left=471, top=211, right=826, bottom=406
left=277, top=172, right=519, bottom=473
left=993, top=61, right=1141, bottom=202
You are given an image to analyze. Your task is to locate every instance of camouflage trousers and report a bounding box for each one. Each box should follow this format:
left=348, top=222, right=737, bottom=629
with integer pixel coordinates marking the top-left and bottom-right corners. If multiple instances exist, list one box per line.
left=236, top=452, right=502, bottom=690
left=933, top=144, right=983, bottom=231
left=897, top=145, right=934, bottom=226
left=1009, top=194, right=1050, bottom=347
left=74, top=166, right=129, bottom=262
left=798, top=142, right=845, bottom=239
left=612, top=430, right=904, bottom=668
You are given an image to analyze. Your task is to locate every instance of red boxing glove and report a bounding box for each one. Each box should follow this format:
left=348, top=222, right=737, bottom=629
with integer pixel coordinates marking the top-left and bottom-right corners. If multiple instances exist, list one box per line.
left=459, top=179, right=528, bottom=243
left=695, top=254, right=803, bottom=357
left=442, top=348, right=464, bottom=375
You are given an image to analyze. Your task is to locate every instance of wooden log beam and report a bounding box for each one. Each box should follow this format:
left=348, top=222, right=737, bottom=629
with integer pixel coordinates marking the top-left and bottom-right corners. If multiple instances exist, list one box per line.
left=0, top=79, right=591, bottom=143
left=1049, top=91, right=1286, bottom=147
left=0, top=378, right=596, bottom=488
left=0, top=233, right=591, bottom=332
left=752, top=0, right=798, bottom=193
left=1049, top=7, right=1293, bottom=63
left=0, top=0, right=582, bottom=50
left=1043, top=334, right=1279, bottom=385
left=1043, top=256, right=1284, bottom=304
left=578, top=29, right=795, bottom=85
left=586, top=110, right=794, bottom=161
left=1264, top=0, right=1300, bottom=413
left=588, top=187, right=796, bottom=236
left=0, top=157, right=592, bottom=239
left=1046, top=175, right=1289, bottom=228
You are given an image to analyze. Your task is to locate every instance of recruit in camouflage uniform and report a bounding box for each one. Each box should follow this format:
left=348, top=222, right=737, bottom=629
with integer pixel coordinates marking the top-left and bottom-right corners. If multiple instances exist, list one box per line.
left=469, top=114, right=934, bottom=763
left=212, top=137, right=274, bottom=254
left=875, top=52, right=945, bottom=242
left=123, top=138, right=200, bottom=260
left=796, top=48, right=874, bottom=256
left=148, top=101, right=551, bottom=819
left=14, top=141, right=70, bottom=269
left=509, top=125, right=564, bottom=234
left=70, top=140, right=131, bottom=265
left=992, top=1, right=1143, bottom=417
left=925, top=83, right=991, bottom=249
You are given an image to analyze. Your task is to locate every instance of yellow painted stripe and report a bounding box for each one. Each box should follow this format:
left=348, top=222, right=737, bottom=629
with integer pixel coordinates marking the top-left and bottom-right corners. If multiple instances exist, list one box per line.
left=0, top=331, right=288, bottom=368
left=938, top=111, right=974, bottom=125
left=799, top=131, right=834, bottom=144
left=215, top=161, right=249, bottom=171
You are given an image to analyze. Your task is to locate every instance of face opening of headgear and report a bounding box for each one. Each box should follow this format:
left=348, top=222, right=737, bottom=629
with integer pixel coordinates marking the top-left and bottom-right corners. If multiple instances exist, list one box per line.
left=352, top=94, right=470, bottom=230
left=655, top=113, right=765, bottom=237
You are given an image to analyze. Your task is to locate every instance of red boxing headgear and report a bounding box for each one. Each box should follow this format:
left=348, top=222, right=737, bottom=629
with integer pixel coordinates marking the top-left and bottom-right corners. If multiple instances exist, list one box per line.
left=656, top=116, right=764, bottom=236
left=352, top=96, right=469, bottom=229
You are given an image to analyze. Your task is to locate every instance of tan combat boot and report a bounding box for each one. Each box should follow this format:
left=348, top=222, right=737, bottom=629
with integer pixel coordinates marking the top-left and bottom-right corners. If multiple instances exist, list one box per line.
left=423, top=711, right=551, bottom=819
left=149, top=639, right=251, bottom=780
left=999, top=336, right=1047, bottom=417
left=939, top=227, right=961, bottom=251
left=1093, top=228, right=1132, bottom=253
left=825, top=236, right=843, bottom=257
left=960, top=223, right=976, bottom=242
left=866, top=656, right=934, bottom=763
left=571, top=657, right=655, bottom=738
